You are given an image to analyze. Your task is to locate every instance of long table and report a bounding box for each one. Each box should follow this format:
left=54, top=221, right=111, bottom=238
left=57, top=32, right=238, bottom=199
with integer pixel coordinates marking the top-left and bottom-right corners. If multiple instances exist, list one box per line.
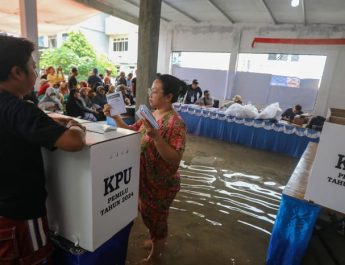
left=174, top=104, right=320, bottom=158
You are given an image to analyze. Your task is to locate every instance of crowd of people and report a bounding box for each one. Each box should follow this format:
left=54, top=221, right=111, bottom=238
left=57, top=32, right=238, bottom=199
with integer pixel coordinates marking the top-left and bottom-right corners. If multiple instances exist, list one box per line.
left=35, top=66, right=137, bottom=121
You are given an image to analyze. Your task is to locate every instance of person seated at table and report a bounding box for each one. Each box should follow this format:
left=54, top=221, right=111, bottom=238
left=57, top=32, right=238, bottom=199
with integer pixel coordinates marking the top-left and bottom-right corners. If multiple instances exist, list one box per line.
left=66, top=89, right=97, bottom=121
left=184, top=79, right=202, bottom=104
left=38, top=87, right=63, bottom=112
left=281, top=104, right=303, bottom=122
left=92, top=86, right=107, bottom=109
left=117, top=84, right=135, bottom=106
left=220, top=95, right=242, bottom=110
left=233, top=95, right=242, bottom=105
left=195, top=90, right=214, bottom=107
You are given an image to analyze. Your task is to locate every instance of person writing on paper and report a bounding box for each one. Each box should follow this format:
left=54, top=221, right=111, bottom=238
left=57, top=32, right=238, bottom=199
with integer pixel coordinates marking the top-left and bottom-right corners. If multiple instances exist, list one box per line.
left=0, top=35, right=86, bottom=264
left=104, top=74, right=187, bottom=264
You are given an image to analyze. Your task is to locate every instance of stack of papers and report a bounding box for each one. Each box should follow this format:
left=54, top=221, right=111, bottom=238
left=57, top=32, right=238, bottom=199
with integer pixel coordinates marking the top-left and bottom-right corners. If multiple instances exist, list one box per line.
left=136, top=105, right=159, bottom=129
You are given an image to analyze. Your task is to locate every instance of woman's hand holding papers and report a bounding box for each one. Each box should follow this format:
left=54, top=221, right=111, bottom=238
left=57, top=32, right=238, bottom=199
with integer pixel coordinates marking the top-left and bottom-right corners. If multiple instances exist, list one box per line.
left=142, top=119, right=161, bottom=142
left=103, top=104, right=131, bottom=130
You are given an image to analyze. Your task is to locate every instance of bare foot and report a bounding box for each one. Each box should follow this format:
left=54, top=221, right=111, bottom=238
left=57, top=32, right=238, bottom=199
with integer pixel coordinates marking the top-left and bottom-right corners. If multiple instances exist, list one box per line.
left=138, top=238, right=166, bottom=265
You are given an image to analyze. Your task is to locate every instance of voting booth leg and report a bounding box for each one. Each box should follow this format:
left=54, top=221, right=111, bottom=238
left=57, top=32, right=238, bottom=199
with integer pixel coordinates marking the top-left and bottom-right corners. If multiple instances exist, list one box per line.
left=266, top=195, right=321, bottom=265
left=53, top=222, right=133, bottom=265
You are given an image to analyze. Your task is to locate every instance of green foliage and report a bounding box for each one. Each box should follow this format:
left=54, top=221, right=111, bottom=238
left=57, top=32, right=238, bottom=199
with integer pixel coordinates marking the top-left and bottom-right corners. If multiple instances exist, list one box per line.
left=62, top=32, right=96, bottom=60
left=96, top=54, right=117, bottom=78
left=39, top=31, right=116, bottom=81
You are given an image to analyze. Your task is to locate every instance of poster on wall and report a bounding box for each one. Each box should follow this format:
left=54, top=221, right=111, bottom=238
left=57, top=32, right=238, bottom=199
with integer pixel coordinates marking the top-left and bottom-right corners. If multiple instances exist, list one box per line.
left=305, top=122, right=345, bottom=213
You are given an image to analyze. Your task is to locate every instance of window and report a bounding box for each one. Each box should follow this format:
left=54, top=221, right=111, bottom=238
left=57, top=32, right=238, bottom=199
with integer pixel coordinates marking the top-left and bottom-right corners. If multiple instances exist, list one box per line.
left=268, top=53, right=288, bottom=61
left=236, top=53, right=327, bottom=111
left=237, top=53, right=326, bottom=83
left=38, top=36, right=47, bottom=48
left=113, top=37, right=128, bottom=52
left=171, top=52, right=230, bottom=70
left=62, top=33, right=68, bottom=42
left=48, top=35, right=57, bottom=48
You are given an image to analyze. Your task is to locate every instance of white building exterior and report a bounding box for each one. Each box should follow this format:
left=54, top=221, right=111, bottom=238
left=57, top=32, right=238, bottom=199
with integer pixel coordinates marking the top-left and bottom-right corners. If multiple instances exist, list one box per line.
left=39, top=13, right=138, bottom=73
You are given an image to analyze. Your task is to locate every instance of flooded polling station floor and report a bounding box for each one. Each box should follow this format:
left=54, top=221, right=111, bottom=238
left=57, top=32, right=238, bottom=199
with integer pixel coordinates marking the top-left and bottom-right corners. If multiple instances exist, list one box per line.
left=126, top=135, right=298, bottom=265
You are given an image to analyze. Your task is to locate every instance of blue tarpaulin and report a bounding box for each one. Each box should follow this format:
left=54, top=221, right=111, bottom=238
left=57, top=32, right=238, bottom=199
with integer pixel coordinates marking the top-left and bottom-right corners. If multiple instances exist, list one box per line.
left=266, top=195, right=321, bottom=265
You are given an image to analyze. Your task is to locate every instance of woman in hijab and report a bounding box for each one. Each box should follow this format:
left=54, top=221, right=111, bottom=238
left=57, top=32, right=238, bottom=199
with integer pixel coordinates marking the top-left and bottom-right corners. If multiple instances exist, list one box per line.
left=66, top=89, right=97, bottom=121
left=92, top=86, right=107, bottom=109
left=38, top=87, right=63, bottom=112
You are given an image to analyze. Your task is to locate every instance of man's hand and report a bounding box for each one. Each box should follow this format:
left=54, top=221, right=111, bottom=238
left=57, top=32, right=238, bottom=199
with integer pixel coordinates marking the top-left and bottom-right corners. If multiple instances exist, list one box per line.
left=66, top=119, right=86, bottom=132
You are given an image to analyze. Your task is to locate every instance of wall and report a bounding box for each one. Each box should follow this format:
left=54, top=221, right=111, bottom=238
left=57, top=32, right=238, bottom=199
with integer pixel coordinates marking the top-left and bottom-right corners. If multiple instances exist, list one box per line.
left=158, top=23, right=345, bottom=116
left=172, top=66, right=229, bottom=99
left=234, top=72, right=319, bottom=111
left=75, top=13, right=109, bottom=54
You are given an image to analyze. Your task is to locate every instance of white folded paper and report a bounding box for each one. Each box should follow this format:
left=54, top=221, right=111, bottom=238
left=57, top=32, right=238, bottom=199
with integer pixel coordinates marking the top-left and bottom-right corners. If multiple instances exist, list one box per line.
left=136, top=105, right=159, bottom=129
left=106, top=92, right=127, bottom=116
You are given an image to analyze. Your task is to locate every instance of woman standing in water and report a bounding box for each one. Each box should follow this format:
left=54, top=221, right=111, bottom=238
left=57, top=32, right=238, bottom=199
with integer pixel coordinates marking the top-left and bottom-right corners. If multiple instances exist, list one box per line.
left=104, top=74, right=186, bottom=264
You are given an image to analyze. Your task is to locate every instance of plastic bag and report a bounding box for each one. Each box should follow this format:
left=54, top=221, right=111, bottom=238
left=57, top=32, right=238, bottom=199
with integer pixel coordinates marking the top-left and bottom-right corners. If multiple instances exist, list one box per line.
left=256, top=102, right=282, bottom=120
left=224, top=103, right=245, bottom=117
left=243, top=104, right=259, bottom=119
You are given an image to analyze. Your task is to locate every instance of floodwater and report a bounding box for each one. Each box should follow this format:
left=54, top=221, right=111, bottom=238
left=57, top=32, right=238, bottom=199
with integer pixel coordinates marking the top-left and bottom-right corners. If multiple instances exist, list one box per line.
left=126, top=135, right=298, bottom=265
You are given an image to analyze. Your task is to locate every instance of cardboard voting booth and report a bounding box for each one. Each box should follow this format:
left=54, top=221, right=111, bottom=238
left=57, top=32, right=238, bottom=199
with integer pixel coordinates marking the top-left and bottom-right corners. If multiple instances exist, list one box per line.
left=305, top=109, right=345, bottom=213
left=42, top=123, right=140, bottom=251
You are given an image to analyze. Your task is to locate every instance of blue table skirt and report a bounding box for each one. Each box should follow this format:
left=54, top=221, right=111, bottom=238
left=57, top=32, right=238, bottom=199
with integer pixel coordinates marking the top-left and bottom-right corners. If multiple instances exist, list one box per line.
left=178, top=111, right=319, bottom=158
left=266, top=195, right=321, bottom=265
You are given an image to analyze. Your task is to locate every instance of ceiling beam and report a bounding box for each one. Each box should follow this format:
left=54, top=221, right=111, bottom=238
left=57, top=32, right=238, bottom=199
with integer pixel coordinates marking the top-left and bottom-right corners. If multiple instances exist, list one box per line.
left=123, top=0, right=171, bottom=23
left=208, top=0, right=234, bottom=24
left=261, top=0, right=277, bottom=24
left=75, top=0, right=138, bottom=24
left=162, top=0, right=200, bottom=23
left=301, top=0, right=307, bottom=25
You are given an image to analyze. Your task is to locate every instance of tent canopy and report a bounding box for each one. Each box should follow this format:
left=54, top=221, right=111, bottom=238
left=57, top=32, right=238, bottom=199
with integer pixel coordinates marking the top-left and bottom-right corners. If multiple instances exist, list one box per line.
left=0, top=0, right=98, bottom=36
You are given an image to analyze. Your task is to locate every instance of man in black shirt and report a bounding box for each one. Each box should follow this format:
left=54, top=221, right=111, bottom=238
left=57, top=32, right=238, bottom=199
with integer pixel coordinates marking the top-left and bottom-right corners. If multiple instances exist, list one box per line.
left=184, top=79, right=202, bottom=104
left=281, top=104, right=303, bottom=121
left=0, top=35, right=86, bottom=264
left=68, top=66, right=78, bottom=90
left=87, top=68, right=103, bottom=91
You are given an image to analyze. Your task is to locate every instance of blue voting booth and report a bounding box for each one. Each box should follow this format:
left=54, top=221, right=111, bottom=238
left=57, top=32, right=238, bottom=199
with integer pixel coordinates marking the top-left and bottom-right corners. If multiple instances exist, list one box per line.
left=53, top=222, right=133, bottom=265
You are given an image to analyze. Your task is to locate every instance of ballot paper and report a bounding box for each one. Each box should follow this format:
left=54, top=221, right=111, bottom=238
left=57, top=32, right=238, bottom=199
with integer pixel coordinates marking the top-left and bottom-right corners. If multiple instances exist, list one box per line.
left=83, top=122, right=117, bottom=134
left=136, top=105, right=159, bottom=129
left=106, top=92, right=127, bottom=116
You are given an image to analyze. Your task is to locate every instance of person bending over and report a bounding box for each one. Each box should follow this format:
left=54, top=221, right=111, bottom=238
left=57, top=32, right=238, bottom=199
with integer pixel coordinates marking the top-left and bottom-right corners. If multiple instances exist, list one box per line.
left=281, top=104, right=303, bottom=122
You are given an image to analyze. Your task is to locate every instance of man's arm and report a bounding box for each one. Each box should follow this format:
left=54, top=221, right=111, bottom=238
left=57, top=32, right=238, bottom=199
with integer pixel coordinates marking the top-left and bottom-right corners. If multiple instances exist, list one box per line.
left=197, top=88, right=202, bottom=98
left=54, top=120, right=85, bottom=151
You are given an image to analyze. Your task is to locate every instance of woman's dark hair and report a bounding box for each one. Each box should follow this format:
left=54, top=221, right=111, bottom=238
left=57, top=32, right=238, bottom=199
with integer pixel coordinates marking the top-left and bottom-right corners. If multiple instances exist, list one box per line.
left=158, top=74, right=187, bottom=103
left=0, top=35, right=35, bottom=81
